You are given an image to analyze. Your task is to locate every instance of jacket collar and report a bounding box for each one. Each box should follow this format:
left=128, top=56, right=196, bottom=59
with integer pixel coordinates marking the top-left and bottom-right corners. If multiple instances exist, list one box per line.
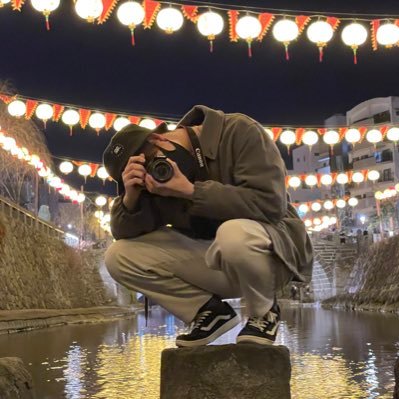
left=178, top=105, right=225, bottom=160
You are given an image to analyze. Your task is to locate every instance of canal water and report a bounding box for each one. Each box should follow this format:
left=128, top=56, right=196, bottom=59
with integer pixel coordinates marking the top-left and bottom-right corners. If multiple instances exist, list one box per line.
left=0, top=304, right=398, bottom=399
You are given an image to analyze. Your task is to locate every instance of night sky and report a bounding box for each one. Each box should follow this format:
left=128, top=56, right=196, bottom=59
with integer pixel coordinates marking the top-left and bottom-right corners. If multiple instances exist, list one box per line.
left=1, top=0, right=399, bottom=195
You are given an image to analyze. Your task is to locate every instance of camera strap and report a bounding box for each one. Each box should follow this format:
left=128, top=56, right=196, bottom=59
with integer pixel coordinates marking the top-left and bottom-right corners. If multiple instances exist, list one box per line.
left=184, top=126, right=209, bottom=181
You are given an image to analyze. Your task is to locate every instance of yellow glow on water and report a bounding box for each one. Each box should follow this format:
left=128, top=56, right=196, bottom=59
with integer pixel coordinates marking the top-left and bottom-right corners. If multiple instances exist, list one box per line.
left=56, top=335, right=394, bottom=399
left=91, top=335, right=175, bottom=399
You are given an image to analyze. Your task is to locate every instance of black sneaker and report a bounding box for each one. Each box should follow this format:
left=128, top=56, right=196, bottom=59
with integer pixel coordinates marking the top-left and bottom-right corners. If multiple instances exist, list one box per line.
left=175, top=296, right=240, bottom=347
left=236, top=302, right=280, bottom=345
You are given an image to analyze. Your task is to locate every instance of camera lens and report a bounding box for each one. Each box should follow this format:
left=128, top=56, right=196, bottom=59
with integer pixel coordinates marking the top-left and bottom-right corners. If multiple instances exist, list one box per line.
left=147, top=157, right=174, bottom=183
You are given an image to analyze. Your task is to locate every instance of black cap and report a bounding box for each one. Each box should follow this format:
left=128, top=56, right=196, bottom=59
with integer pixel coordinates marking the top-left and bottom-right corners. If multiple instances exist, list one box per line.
left=103, top=122, right=169, bottom=189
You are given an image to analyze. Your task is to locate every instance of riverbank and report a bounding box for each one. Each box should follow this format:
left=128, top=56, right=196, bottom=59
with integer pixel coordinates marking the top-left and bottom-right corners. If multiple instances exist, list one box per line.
left=0, top=305, right=141, bottom=335
left=322, top=295, right=399, bottom=314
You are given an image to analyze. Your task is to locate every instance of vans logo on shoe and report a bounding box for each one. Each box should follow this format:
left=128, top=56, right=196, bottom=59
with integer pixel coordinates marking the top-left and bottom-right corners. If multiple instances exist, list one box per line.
left=200, top=315, right=231, bottom=331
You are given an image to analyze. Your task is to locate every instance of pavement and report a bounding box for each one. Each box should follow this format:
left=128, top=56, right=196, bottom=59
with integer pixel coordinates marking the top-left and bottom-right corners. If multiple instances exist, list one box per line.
left=0, top=306, right=141, bottom=335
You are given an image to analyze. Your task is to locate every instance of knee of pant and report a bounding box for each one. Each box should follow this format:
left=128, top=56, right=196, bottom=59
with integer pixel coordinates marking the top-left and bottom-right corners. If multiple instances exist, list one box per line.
left=104, top=240, right=125, bottom=281
left=214, top=219, right=253, bottom=264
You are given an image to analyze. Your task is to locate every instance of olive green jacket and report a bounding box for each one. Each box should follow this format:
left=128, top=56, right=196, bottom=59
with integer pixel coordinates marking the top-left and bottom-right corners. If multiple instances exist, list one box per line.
left=110, top=105, right=314, bottom=282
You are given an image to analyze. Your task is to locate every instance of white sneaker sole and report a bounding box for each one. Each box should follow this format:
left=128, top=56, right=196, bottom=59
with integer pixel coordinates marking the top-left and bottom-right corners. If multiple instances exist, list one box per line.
left=236, top=335, right=274, bottom=345
left=176, top=315, right=240, bottom=347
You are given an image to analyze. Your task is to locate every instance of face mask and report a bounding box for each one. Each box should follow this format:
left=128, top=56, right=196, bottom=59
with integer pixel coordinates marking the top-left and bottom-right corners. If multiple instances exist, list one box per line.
left=158, top=142, right=198, bottom=182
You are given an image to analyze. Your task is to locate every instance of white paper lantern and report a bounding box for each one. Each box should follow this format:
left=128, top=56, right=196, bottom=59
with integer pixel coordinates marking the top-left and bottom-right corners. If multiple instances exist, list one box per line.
left=329, top=216, right=337, bottom=225
left=395, top=183, right=399, bottom=192
left=336, top=199, right=346, bottom=208
left=374, top=191, right=384, bottom=200
left=117, top=1, right=145, bottom=45
left=236, top=15, right=262, bottom=57
left=8, top=100, right=26, bottom=117
left=95, top=210, right=104, bottom=219
left=323, top=130, right=339, bottom=146
left=59, top=161, right=73, bottom=175
left=0, top=0, right=11, bottom=5
left=304, top=219, right=312, bottom=227
left=348, top=197, right=359, bottom=207
left=76, top=193, right=86, bottom=203
left=113, top=117, right=131, bottom=131
left=307, top=21, right=334, bottom=61
left=197, top=11, right=224, bottom=51
left=313, top=217, right=321, bottom=226
left=298, top=204, right=309, bottom=214
left=322, top=215, right=330, bottom=223
left=156, top=7, right=184, bottom=34
left=236, top=15, right=262, bottom=40
left=62, top=109, right=80, bottom=135
left=2, top=137, right=16, bottom=151
left=387, top=127, right=399, bottom=142
left=75, top=0, right=103, bottom=22
left=168, top=123, right=177, bottom=131
left=78, top=164, right=92, bottom=180
left=89, top=112, right=106, bottom=132
left=35, top=103, right=53, bottom=126
left=273, top=19, right=299, bottom=43
left=95, top=195, right=107, bottom=207
left=117, top=1, right=144, bottom=26
left=384, top=188, right=393, bottom=198
left=288, top=176, right=301, bottom=189
left=139, top=118, right=156, bottom=130
left=367, top=170, right=380, bottom=181
left=31, top=0, right=59, bottom=13
left=323, top=200, right=334, bottom=210
left=376, top=23, right=399, bottom=47
left=280, top=130, right=296, bottom=148
left=38, top=166, right=50, bottom=177
left=97, top=166, right=109, bottom=180
left=336, top=173, right=349, bottom=185
left=345, top=128, right=361, bottom=144
left=272, top=19, right=299, bottom=60
left=48, top=176, right=62, bottom=189
left=341, top=22, right=368, bottom=64
left=305, top=175, right=317, bottom=187
left=31, top=0, right=60, bottom=30
left=302, top=130, right=319, bottom=146
left=352, top=171, right=364, bottom=183
left=311, top=202, right=322, bottom=212
left=320, top=174, right=333, bottom=186
left=307, top=21, right=334, bottom=43
left=264, top=128, right=274, bottom=140
left=366, top=129, right=383, bottom=144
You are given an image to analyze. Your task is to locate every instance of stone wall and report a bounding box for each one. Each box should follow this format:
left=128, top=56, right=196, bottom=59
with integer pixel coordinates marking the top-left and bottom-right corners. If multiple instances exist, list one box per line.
left=311, top=240, right=358, bottom=302
left=0, top=210, right=110, bottom=310
left=323, top=235, right=399, bottom=312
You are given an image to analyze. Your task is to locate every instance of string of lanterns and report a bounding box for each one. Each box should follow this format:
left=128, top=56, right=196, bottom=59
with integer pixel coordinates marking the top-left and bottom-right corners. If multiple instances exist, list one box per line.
left=2, top=94, right=399, bottom=149
left=3, top=1, right=399, bottom=60
left=374, top=185, right=399, bottom=201
left=58, top=159, right=111, bottom=183
left=303, top=215, right=338, bottom=232
left=286, top=169, right=382, bottom=189
left=295, top=197, right=359, bottom=214
left=1, top=93, right=170, bottom=136
left=0, top=129, right=87, bottom=204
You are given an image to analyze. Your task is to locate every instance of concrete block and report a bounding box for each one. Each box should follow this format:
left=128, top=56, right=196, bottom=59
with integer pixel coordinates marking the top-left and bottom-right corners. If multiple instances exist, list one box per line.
left=160, top=344, right=291, bottom=399
left=0, top=357, right=35, bottom=399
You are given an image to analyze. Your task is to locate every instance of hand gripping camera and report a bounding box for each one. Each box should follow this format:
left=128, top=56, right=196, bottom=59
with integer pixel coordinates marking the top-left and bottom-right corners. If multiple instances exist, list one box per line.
left=146, top=156, right=174, bottom=183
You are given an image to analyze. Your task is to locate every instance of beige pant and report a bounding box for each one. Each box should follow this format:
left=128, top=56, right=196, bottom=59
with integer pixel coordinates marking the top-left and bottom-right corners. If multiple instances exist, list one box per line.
left=105, top=219, right=293, bottom=323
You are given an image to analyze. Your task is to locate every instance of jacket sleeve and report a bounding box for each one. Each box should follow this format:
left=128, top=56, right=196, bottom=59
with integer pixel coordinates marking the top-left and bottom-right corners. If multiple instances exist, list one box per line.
left=110, top=192, right=162, bottom=240
left=189, top=123, right=287, bottom=224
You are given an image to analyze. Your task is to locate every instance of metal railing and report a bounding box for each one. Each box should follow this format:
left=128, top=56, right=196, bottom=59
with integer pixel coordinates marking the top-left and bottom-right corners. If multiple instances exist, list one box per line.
left=0, top=194, right=65, bottom=239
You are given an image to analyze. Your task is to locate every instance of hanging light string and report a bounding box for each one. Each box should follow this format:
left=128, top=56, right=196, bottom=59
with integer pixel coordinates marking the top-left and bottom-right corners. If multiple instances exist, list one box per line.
left=4, top=0, right=399, bottom=62
left=3, top=93, right=399, bottom=150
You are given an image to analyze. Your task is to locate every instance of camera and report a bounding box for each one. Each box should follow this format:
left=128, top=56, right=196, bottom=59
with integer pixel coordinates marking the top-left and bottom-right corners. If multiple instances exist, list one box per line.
left=146, top=156, right=174, bottom=183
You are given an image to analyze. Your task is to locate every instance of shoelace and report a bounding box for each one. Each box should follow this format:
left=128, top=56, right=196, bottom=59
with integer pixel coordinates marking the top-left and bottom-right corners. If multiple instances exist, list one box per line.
left=248, top=311, right=278, bottom=332
left=191, top=310, right=212, bottom=330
